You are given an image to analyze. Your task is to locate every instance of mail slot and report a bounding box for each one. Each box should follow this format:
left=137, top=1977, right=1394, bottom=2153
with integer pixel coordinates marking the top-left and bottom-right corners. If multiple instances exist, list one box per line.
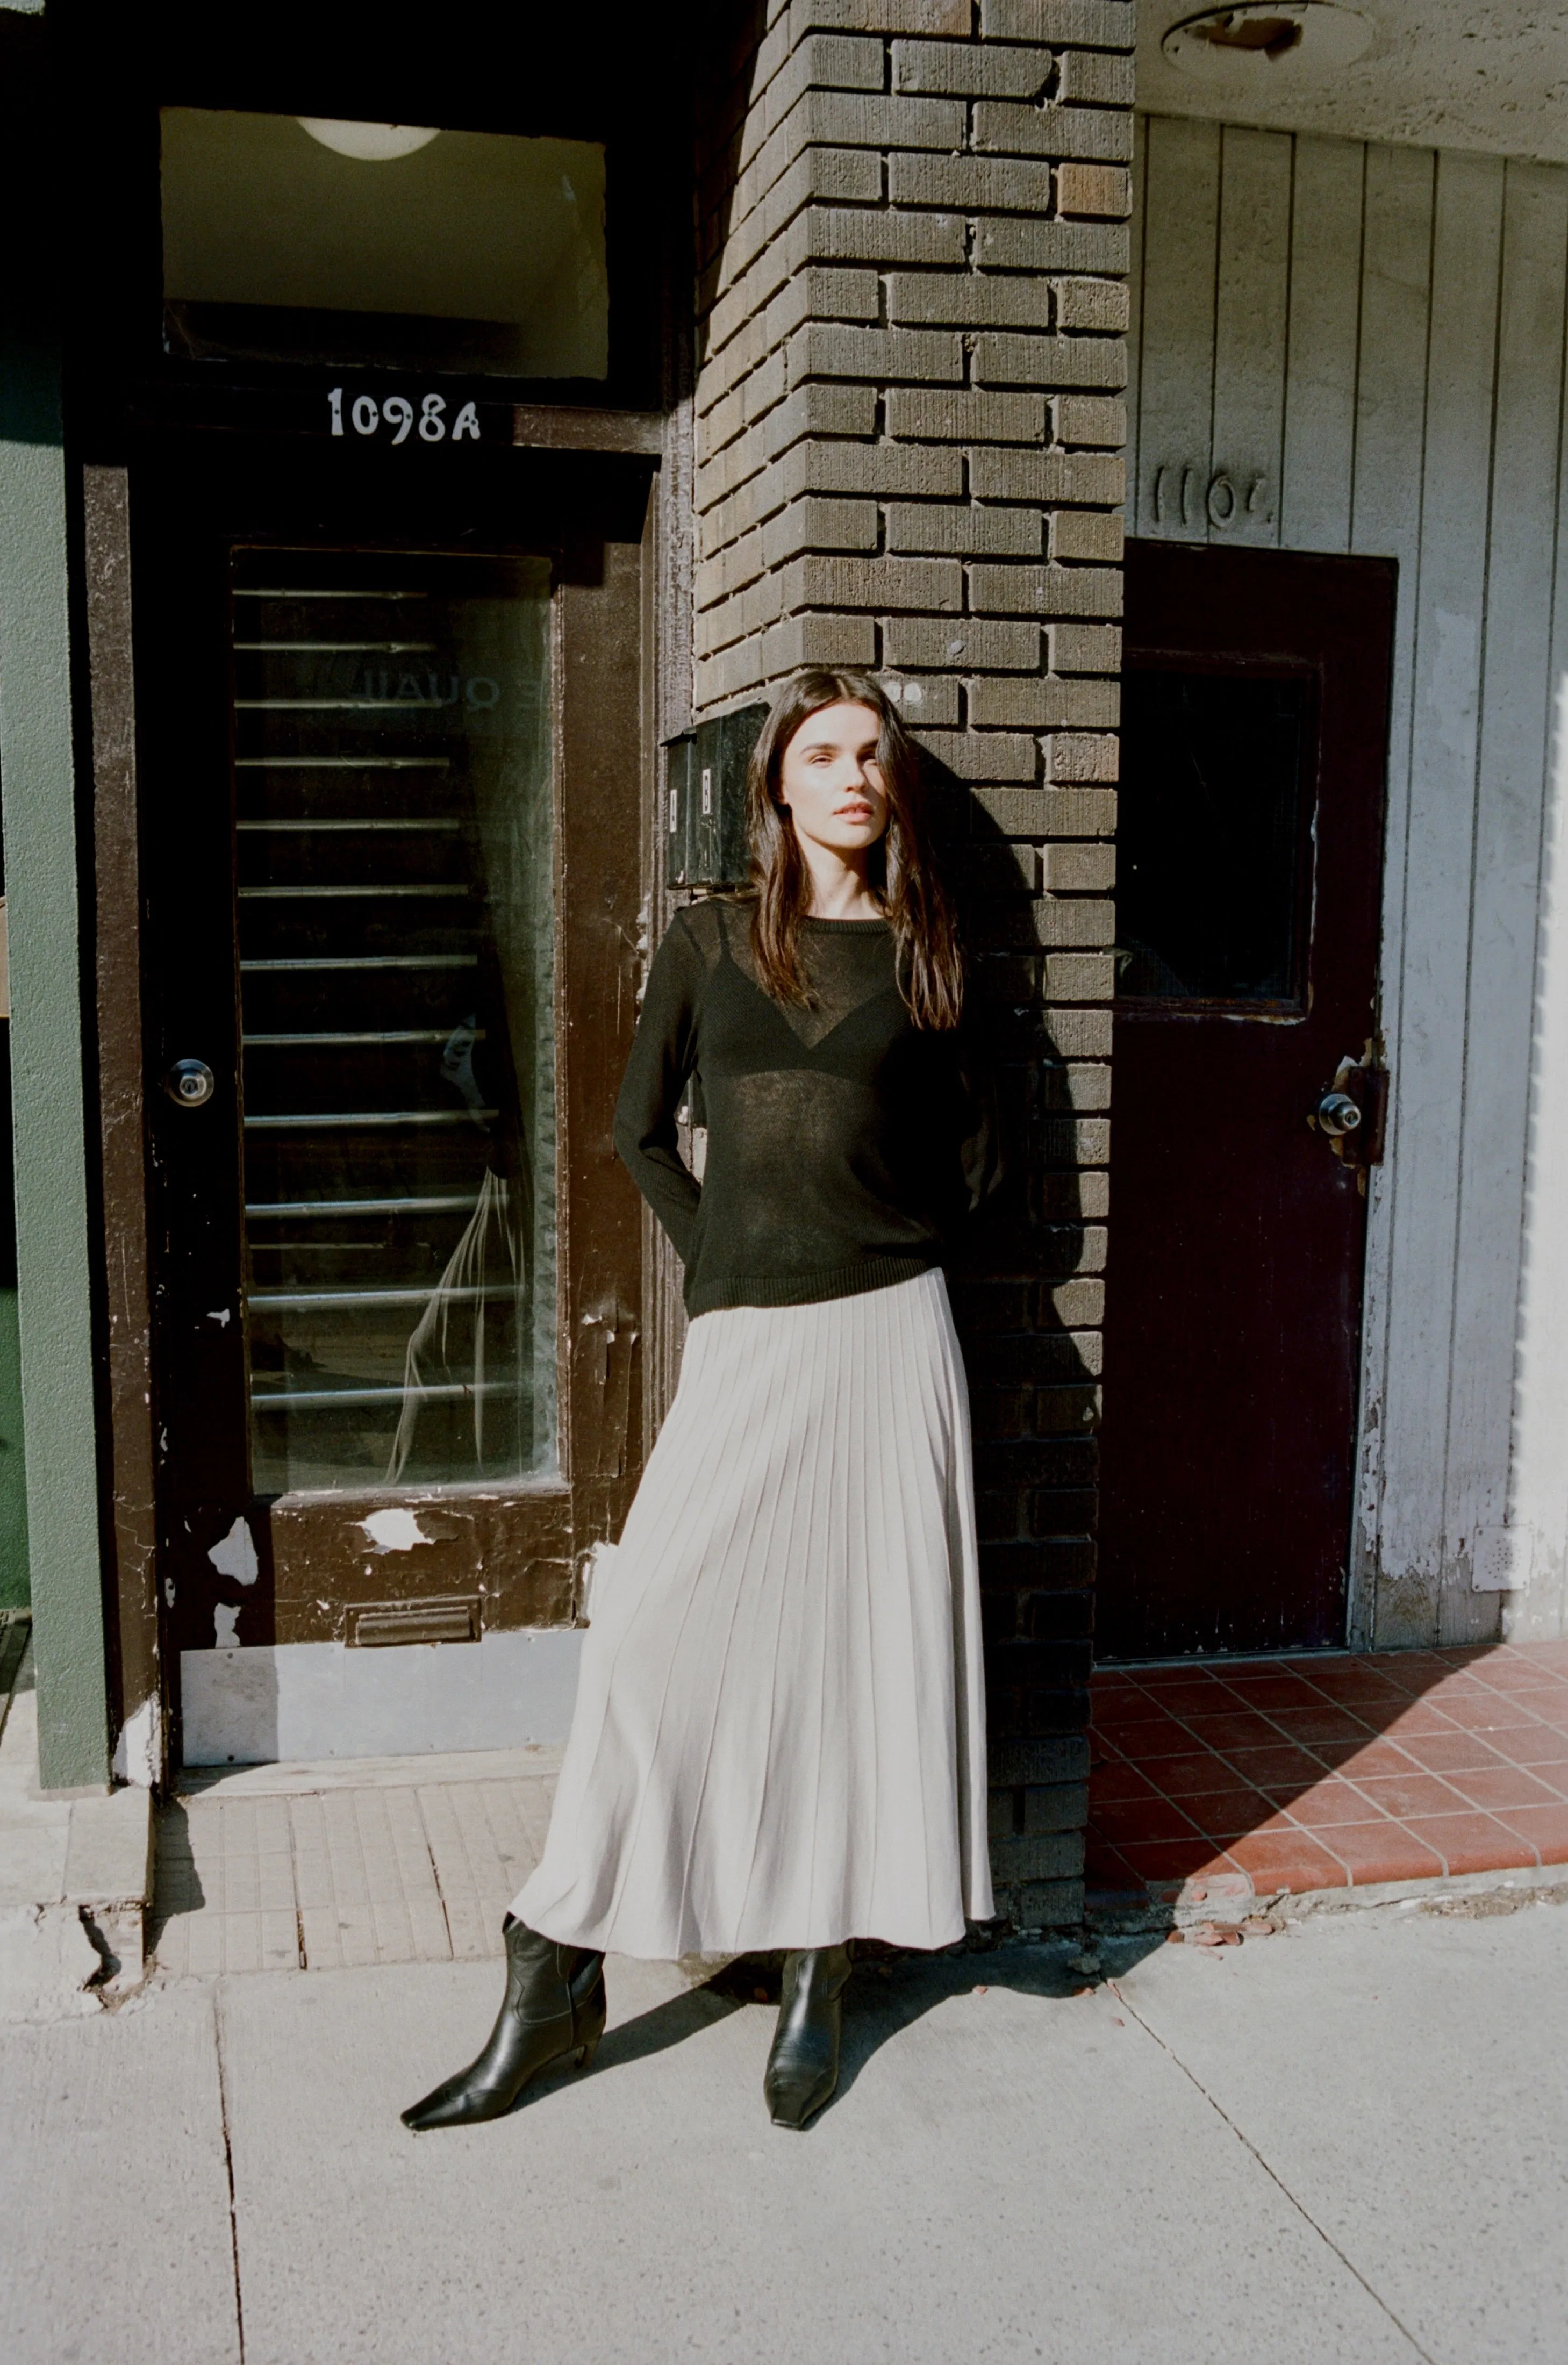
left=663, top=704, right=768, bottom=888
left=349, top=1597, right=481, bottom=1647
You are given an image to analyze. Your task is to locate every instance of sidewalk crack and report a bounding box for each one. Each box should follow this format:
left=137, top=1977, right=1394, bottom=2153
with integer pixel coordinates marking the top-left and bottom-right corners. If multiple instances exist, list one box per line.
left=417, top=1789, right=456, bottom=1960
left=213, top=1984, right=247, bottom=2365
left=1107, top=1980, right=1436, bottom=2365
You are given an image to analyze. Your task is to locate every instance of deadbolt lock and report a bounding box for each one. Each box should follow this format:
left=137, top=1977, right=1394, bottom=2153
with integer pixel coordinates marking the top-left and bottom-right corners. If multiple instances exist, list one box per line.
left=164, top=1058, right=216, bottom=1109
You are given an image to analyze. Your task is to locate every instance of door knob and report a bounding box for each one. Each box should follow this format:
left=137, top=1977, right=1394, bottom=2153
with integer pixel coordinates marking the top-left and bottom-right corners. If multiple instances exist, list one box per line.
left=164, top=1058, right=216, bottom=1108
left=1315, top=1091, right=1362, bottom=1139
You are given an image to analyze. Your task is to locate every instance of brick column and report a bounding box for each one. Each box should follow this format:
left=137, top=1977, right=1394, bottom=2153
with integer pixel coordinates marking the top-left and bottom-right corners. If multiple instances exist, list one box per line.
left=693, top=0, right=1131, bottom=1931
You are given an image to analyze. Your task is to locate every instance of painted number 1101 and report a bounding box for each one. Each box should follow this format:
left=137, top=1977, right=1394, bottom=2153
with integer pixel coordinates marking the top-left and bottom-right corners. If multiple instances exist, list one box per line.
left=328, top=388, right=482, bottom=445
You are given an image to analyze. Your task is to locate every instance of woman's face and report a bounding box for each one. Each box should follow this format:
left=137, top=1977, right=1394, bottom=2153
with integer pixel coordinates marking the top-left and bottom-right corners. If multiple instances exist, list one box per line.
left=777, top=700, right=889, bottom=861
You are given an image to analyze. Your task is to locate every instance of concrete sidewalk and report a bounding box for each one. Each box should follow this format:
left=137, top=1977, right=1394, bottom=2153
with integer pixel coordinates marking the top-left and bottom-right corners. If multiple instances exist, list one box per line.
left=0, top=1621, right=153, bottom=2017
left=3, top=1889, right=1563, bottom=2364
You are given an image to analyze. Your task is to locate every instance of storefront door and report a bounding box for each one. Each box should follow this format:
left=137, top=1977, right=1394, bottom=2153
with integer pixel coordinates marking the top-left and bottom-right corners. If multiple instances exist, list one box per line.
left=130, top=431, right=649, bottom=1761
left=1097, top=543, right=1394, bottom=1660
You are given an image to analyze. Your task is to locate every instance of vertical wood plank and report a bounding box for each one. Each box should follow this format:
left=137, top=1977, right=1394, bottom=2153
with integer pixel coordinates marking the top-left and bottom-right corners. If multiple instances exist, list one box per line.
left=1126, top=111, right=1147, bottom=531
left=1345, top=141, right=1437, bottom=1645
left=1124, top=127, right=1568, bottom=1647
left=1350, top=144, right=1436, bottom=561
left=1280, top=138, right=1365, bottom=553
left=1135, top=114, right=1220, bottom=543
left=1211, top=125, right=1293, bottom=547
left=1373, top=149, right=1506, bottom=1646
left=83, top=465, right=163, bottom=1778
left=1443, top=161, right=1568, bottom=1632
left=1509, top=361, right=1568, bottom=1642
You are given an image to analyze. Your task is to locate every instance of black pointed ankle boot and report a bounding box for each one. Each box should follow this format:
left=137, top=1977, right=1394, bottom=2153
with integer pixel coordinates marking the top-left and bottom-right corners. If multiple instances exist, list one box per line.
left=763, top=1944, right=852, bottom=2129
left=402, top=1916, right=606, bottom=2131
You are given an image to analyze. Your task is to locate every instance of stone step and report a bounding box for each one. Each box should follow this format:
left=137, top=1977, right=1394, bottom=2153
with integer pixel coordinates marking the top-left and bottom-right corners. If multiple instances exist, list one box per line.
left=0, top=1639, right=154, bottom=2022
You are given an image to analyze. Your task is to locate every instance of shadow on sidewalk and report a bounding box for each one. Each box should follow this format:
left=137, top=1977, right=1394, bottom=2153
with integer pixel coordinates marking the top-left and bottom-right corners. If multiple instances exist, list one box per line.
left=489, top=1941, right=1136, bottom=2124
left=583, top=1941, right=1134, bottom=2125
left=145, top=1800, right=207, bottom=1961
left=1084, top=1639, right=1568, bottom=1912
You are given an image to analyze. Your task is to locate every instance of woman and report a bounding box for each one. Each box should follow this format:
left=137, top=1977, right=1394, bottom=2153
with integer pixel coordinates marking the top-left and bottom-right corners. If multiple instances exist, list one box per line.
left=403, top=668, right=996, bottom=2135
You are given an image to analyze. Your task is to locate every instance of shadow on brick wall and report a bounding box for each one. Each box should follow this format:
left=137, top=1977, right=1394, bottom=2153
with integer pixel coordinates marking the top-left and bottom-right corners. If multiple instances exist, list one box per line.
left=693, top=0, right=768, bottom=373
left=934, top=763, right=1102, bottom=1934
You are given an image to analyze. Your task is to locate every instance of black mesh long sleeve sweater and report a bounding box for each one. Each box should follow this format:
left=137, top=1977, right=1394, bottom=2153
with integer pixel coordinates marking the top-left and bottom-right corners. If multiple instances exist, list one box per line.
left=613, top=898, right=996, bottom=1317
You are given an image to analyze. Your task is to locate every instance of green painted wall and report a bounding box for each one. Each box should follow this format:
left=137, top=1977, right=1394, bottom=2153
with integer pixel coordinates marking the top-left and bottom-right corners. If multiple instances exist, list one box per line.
left=0, top=6, right=109, bottom=1782
left=0, top=1291, right=26, bottom=1615
left=0, top=1026, right=27, bottom=1612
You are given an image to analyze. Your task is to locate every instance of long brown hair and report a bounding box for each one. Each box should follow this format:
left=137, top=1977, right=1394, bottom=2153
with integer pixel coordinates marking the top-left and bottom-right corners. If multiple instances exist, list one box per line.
left=745, top=669, right=964, bottom=1030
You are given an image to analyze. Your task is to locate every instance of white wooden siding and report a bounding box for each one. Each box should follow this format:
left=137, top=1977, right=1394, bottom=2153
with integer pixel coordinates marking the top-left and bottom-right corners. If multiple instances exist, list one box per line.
left=1128, top=120, right=1568, bottom=1645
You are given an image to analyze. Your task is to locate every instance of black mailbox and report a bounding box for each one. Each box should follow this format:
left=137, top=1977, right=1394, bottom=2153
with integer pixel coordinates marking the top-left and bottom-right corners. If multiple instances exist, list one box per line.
left=663, top=703, right=768, bottom=888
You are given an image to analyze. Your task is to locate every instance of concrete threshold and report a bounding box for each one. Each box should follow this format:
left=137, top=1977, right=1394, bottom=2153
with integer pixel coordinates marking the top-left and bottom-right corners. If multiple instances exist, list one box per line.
left=1089, top=1857, right=1568, bottom=1940
left=0, top=1637, right=153, bottom=2022
left=176, top=1740, right=565, bottom=1797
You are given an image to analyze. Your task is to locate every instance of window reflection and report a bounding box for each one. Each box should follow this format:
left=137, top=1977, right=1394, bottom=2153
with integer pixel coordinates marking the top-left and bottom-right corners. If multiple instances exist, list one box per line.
left=233, top=550, right=559, bottom=1494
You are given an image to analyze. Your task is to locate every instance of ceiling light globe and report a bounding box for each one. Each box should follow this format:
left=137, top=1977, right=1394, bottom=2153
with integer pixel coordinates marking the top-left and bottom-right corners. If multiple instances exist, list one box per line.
left=295, top=119, right=441, bottom=162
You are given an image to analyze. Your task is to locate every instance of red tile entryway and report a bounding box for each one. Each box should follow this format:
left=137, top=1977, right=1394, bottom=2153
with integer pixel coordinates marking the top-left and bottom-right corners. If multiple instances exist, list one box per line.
left=1086, top=1640, right=1568, bottom=1908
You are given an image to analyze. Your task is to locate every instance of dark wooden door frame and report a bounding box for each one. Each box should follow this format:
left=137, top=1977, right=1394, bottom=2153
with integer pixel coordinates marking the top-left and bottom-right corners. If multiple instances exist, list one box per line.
left=1097, top=540, right=1395, bottom=1661
left=83, top=426, right=664, bottom=1776
left=83, top=464, right=161, bottom=1779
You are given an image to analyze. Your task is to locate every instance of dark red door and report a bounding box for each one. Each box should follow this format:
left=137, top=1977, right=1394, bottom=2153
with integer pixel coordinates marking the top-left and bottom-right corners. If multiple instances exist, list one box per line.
left=1097, top=543, right=1394, bottom=1660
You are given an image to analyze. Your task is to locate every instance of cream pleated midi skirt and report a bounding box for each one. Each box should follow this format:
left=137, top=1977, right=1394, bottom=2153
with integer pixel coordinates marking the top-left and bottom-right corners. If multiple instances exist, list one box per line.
left=511, top=1267, right=992, bottom=1959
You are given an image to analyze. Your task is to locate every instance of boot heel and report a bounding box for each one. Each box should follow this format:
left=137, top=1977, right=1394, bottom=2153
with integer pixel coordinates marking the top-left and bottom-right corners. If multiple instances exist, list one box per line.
left=575, top=2037, right=600, bottom=2072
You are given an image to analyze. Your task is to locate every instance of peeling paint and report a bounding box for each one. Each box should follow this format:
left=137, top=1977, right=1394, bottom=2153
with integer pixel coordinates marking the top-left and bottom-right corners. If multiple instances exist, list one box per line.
left=206, top=1307, right=232, bottom=1327
left=359, top=1507, right=432, bottom=1552
left=578, top=1298, right=640, bottom=1478
left=213, top=1603, right=240, bottom=1647
left=111, top=1694, right=162, bottom=1789
left=575, top=1539, right=617, bottom=1622
left=207, top=1515, right=259, bottom=1586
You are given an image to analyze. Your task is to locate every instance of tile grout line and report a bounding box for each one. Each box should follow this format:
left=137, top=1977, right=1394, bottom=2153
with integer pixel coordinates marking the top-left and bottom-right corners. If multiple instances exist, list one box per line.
left=1106, top=1979, right=1438, bottom=2365
left=212, top=1981, right=248, bottom=2365
left=1097, top=1679, right=1412, bottom=1889
left=1095, top=1659, right=1559, bottom=1887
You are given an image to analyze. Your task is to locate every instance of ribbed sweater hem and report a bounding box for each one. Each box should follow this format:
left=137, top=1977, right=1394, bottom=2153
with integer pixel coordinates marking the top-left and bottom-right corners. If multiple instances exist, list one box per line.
left=684, top=1249, right=939, bottom=1318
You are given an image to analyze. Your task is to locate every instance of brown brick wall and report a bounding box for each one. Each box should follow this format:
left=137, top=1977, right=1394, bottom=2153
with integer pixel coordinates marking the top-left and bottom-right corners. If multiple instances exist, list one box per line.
left=692, top=0, right=1131, bottom=1931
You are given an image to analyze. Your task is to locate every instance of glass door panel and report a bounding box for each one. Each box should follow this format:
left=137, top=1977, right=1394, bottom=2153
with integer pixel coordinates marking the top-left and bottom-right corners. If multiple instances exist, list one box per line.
left=1114, top=670, right=1312, bottom=1009
left=135, top=430, right=646, bottom=1727
left=231, top=550, right=558, bottom=1494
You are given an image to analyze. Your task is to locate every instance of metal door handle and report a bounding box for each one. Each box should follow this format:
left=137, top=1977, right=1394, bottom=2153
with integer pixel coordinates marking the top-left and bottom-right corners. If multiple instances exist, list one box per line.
left=1315, top=1091, right=1362, bottom=1139
left=164, top=1059, right=216, bottom=1108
